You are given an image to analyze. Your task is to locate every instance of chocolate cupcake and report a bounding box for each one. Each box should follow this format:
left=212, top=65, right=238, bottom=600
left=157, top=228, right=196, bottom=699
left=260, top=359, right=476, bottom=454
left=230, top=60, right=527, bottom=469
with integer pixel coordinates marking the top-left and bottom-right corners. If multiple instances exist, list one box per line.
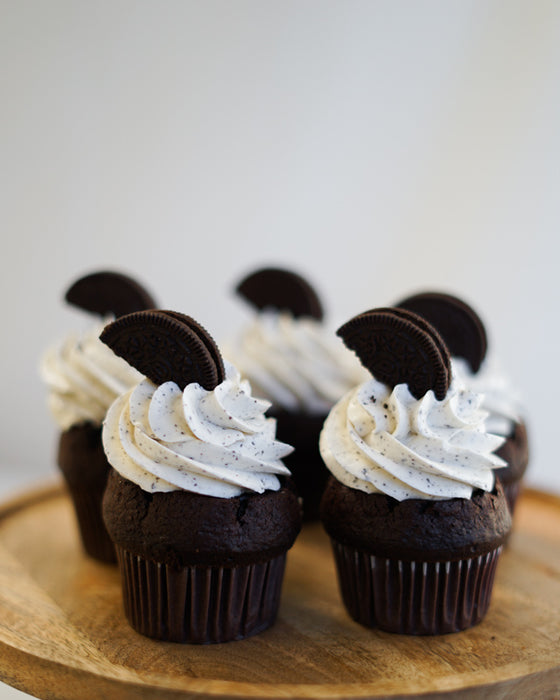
left=100, top=310, right=302, bottom=643
left=319, top=308, right=512, bottom=635
left=224, top=267, right=367, bottom=519
left=40, top=270, right=156, bottom=562
left=397, top=291, right=530, bottom=513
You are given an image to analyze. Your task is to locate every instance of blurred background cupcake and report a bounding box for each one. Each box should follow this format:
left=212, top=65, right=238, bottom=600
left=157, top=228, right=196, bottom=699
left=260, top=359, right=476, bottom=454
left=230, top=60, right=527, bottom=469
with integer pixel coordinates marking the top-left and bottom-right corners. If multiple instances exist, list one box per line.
left=224, top=266, right=367, bottom=519
left=39, top=270, right=156, bottom=562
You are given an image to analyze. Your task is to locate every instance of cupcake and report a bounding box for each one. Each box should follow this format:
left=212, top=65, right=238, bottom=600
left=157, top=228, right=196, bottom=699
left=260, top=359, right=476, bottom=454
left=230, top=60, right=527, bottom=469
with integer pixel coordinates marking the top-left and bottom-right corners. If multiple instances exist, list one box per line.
left=397, top=291, right=529, bottom=513
left=319, top=307, right=512, bottom=635
left=40, top=270, right=156, bottom=562
left=100, top=309, right=302, bottom=643
left=224, top=267, right=367, bottom=519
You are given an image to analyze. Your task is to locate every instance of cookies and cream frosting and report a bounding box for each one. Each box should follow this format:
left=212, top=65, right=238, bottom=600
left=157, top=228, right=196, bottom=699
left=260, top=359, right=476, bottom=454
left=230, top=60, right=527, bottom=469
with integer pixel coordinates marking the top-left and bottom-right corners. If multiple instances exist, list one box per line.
left=40, top=320, right=142, bottom=430
left=102, top=361, right=293, bottom=498
left=224, top=310, right=368, bottom=414
left=319, top=375, right=506, bottom=501
left=452, top=356, right=524, bottom=437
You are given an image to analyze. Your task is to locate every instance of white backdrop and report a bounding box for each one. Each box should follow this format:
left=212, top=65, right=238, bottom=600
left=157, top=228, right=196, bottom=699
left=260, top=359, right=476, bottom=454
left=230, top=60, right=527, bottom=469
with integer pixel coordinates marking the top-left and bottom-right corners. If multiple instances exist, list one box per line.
left=2, top=0, right=560, bottom=503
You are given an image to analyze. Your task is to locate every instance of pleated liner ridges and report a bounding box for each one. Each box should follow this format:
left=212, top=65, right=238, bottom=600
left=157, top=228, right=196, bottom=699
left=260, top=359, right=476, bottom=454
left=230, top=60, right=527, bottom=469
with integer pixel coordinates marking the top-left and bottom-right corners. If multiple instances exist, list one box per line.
left=331, top=540, right=503, bottom=635
left=116, top=546, right=287, bottom=643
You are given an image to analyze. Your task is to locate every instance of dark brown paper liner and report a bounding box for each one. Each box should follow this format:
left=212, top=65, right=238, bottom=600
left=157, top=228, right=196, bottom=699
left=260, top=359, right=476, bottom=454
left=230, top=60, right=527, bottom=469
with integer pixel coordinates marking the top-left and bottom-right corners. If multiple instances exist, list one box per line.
left=65, top=484, right=116, bottom=564
left=331, top=539, right=503, bottom=635
left=115, top=546, right=287, bottom=643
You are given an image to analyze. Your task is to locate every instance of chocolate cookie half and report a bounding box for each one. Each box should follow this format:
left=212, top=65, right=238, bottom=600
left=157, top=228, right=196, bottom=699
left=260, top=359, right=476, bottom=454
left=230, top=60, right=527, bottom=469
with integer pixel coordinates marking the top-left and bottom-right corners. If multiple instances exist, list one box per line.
left=100, top=309, right=225, bottom=390
left=236, top=267, right=324, bottom=320
left=337, top=307, right=451, bottom=400
left=65, top=270, right=156, bottom=318
left=396, top=291, right=487, bottom=373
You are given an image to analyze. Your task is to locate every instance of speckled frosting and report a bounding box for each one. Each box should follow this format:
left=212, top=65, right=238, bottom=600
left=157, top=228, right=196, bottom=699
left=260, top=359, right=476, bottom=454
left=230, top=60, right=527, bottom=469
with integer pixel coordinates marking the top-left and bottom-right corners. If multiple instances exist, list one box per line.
left=102, top=361, right=293, bottom=498
left=319, top=375, right=506, bottom=501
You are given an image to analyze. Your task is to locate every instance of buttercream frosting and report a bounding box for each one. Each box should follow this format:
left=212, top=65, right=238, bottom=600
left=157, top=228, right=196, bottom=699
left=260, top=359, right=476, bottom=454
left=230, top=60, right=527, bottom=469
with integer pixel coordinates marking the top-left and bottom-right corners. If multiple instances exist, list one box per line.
left=102, top=361, right=293, bottom=498
left=452, top=356, right=524, bottom=437
left=40, top=320, right=143, bottom=430
left=224, top=310, right=368, bottom=414
left=319, top=375, right=506, bottom=501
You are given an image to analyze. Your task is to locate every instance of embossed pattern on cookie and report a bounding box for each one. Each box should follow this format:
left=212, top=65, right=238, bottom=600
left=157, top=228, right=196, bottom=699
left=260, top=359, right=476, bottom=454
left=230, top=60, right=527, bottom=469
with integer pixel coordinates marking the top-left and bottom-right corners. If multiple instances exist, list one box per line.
left=100, top=310, right=225, bottom=390
left=337, top=308, right=451, bottom=400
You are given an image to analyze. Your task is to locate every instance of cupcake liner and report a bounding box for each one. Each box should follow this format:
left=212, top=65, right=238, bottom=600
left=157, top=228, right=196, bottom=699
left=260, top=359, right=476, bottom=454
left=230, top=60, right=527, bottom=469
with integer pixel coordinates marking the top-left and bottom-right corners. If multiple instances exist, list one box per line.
left=65, top=483, right=116, bottom=564
left=331, top=539, right=502, bottom=635
left=115, top=546, right=287, bottom=643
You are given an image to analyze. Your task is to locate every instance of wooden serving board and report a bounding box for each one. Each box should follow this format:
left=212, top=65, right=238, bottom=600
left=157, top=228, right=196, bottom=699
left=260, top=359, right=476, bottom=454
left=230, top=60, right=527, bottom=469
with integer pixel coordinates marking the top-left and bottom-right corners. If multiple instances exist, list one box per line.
left=0, top=483, right=558, bottom=700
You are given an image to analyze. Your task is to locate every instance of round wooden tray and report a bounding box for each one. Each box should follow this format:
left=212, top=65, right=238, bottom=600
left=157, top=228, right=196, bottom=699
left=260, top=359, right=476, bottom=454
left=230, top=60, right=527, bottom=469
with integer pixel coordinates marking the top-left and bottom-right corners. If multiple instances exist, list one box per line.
left=0, top=483, right=558, bottom=699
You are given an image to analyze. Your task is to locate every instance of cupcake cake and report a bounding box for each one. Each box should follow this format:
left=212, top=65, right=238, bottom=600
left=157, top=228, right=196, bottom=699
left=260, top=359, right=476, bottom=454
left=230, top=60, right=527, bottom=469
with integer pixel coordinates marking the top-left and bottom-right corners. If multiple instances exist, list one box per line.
left=397, top=291, right=529, bottom=513
left=224, top=267, right=367, bottom=519
left=100, top=309, right=302, bottom=643
left=40, top=270, right=156, bottom=562
left=319, top=307, right=512, bottom=635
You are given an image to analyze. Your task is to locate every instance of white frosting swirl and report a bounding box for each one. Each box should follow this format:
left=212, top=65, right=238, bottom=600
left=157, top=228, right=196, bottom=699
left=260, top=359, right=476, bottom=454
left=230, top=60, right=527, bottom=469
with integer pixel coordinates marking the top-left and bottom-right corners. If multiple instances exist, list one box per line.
left=319, top=376, right=506, bottom=501
left=102, top=362, right=294, bottom=498
left=223, top=310, right=368, bottom=414
left=40, top=321, right=143, bottom=430
left=452, top=356, right=524, bottom=437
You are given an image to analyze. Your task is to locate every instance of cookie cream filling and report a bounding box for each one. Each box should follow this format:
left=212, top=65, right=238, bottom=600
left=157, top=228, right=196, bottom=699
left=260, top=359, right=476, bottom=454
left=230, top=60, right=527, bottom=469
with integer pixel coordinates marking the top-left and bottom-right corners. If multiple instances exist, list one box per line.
left=223, top=310, right=368, bottom=414
left=452, top=356, right=524, bottom=437
left=40, top=320, right=143, bottom=430
left=102, top=362, right=293, bottom=498
left=319, top=376, right=506, bottom=501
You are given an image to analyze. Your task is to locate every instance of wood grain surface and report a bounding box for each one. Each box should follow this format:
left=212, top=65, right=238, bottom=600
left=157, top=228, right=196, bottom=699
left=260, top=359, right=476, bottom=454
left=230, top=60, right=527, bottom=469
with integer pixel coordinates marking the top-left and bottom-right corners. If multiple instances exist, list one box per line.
left=0, top=483, right=558, bottom=699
